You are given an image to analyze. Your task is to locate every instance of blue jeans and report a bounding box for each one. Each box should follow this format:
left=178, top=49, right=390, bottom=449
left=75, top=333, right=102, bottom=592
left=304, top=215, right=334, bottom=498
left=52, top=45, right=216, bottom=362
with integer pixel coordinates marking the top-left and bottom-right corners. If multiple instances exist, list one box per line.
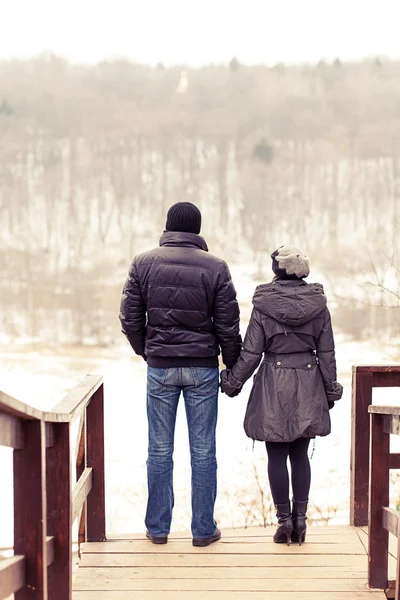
left=145, top=366, right=219, bottom=538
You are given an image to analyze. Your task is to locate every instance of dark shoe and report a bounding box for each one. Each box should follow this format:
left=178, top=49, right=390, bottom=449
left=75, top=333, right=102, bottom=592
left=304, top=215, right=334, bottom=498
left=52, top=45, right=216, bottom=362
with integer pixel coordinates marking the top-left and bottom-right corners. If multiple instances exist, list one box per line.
left=193, top=527, right=221, bottom=547
left=273, top=502, right=294, bottom=546
left=291, top=500, right=308, bottom=546
left=146, top=530, right=168, bottom=544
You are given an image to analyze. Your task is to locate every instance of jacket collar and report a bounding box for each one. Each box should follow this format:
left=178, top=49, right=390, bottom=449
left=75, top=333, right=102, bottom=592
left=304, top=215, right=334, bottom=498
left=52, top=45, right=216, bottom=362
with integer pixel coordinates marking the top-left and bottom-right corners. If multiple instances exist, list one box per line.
left=159, top=231, right=209, bottom=252
left=272, top=278, right=307, bottom=287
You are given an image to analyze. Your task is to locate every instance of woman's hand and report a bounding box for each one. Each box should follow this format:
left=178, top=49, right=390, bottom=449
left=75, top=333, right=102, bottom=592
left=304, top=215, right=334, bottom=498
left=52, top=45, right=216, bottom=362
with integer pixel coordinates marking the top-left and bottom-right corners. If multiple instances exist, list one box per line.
left=326, top=381, right=343, bottom=409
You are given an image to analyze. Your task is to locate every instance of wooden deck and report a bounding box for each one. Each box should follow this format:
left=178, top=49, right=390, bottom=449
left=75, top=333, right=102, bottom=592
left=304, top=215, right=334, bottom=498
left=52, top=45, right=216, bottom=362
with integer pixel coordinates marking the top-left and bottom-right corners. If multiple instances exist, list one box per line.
left=73, top=525, right=386, bottom=600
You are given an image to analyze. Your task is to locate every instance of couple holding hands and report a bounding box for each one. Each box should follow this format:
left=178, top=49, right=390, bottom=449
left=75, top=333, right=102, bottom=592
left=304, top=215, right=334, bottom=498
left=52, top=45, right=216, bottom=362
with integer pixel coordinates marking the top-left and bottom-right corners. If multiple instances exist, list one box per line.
left=120, top=202, right=342, bottom=548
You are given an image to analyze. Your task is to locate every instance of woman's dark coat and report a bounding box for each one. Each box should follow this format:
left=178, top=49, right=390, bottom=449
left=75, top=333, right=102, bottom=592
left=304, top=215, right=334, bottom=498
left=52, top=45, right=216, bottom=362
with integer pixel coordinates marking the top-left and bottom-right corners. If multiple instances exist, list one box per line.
left=221, top=279, right=343, bottom=442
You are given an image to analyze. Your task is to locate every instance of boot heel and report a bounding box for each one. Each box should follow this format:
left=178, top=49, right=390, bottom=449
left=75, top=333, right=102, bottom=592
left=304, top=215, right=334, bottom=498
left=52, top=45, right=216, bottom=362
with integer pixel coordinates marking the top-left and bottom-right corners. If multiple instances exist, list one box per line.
left=286, top=532, right=291, bottom=546
left=291, top=499, right=308, bottom=547
left=297, top=527, right=306, bottom=546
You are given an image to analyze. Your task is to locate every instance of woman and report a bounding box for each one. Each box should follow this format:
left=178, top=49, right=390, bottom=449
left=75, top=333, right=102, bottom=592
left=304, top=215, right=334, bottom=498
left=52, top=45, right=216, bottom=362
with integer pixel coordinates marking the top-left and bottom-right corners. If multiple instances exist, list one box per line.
left=221, top=245, right=343, bottom=545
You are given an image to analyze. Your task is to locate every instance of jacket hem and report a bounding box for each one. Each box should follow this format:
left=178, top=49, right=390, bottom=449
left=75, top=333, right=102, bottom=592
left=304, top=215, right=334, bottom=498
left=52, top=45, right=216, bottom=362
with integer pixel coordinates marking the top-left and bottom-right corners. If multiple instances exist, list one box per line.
left=147, top=356, right=219, bottom=368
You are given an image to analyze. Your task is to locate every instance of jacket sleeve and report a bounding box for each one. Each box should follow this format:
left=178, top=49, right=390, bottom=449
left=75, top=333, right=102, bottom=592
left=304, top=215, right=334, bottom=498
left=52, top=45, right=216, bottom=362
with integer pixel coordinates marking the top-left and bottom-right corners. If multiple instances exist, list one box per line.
left=316, top=307, right=343, bottom=408
left=221, top=308, right=264, bottom=395
left=119, top=259, right=147, bottom=357
left=213, top=262, right=242, bottom=368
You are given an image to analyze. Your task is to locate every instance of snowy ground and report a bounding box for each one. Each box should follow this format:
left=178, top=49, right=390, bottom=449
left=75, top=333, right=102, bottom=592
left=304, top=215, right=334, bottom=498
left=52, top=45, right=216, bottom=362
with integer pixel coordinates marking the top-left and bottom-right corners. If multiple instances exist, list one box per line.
left=1, top=265, right=400, bottom=550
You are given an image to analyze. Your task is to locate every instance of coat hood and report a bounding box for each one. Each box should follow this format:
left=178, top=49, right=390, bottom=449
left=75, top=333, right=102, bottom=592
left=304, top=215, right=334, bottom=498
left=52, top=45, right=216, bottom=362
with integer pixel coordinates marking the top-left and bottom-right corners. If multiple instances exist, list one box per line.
left=252, top=279, right=327, bottom=326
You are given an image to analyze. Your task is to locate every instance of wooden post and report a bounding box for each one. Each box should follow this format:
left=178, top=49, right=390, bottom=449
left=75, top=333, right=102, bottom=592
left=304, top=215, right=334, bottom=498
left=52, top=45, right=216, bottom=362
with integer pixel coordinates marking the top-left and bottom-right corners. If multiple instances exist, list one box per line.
left=46, top=422, right=72, bottom=600
left=368, top=413, right=389, bottom=589
left=396, top=535, right=400, bottom=600
left=86, top=384, right=106, bottom=541
left=14, top=420, right=48, bottom=600
left=351, top=368, right=373, bottom=526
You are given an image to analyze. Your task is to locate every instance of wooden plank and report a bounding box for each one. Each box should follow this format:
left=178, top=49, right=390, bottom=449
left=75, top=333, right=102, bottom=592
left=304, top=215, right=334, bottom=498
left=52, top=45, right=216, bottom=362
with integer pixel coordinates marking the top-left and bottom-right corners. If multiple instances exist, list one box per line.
left=373, top=372, right=400, bottom=387
left=105, top=535, right=359, bottom=545
left=74, top=566, right=368, bottom=579
left=51, top=375, right=103, bottom=423
left=45, top=423, right=55, bottom=448
left=354, top=366, right=400, bottom=374
left=104, top=535, right=361, bottom=545
left=72, top=468, right=93, bottom=523
left=355, top=528, right=368, bottom=554
left=0, top=384, right=101, bottom=425
left=75, top=412, right=86, bottom=474
left=0, top=390, right=46, bottom=421
left=105, top=527, right=359, bottom=541
left=351, top=369, right=373, bottom=526
left=76, top=411, right=87, bottom=549
left=1, top=375, right=103, bottom=424
left=387, top=586, right=395, bottom=600
left=383, top=507, right=399, bottom=537
left=369, top=413, right=390, bottom=589
left=80, top=552, right=369, bottom=568
left=83, top=540, right=365, bottom=555
left=0, top=556, right=25, bottom=598
left=370, top=407, right=400, bottom=416
left=0, top=411, right=23, bottom=449
left=46, top=422, right=72, bottom=600
left=396, top=535, right=400, bottom=600
left=46, top=536, right=55, bottom=567
left=390, top=553, right=398, bottom=583
left=86, top=385, right=106, bottom=542
left=390, top=454, right=400, bottom=470
left=383, top=415, right=400, bottom=436
left=73, top=577, right=372, bottom=592
left=14, top=419, right=48, bottom=600
left=73, top=591, right=385, bottom=600
left=390, top=533, right=399, bottom=560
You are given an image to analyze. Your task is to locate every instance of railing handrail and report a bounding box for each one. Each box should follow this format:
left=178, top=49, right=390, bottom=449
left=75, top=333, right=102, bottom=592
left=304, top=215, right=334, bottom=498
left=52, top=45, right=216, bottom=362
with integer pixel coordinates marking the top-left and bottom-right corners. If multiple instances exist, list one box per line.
left=367, top=402, right=400, bottom=595
left=350, top=364, right=400, bottom=527
left=369, top=405, right=400, bottom=415
left=0, top=374, right=103, bottom=423
left=352, top=366, right=400, bottom=372
left=0, top=374, right=106, bottom=600
left=351, top=364, right=400, bottom=596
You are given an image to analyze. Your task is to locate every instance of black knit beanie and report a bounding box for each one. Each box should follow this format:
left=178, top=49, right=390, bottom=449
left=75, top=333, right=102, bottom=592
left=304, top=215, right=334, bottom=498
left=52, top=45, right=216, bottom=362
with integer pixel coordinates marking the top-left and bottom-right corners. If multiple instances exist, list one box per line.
left=166, top=202, right=202, bottom=234
left=271, top=245, right=310, bottom=280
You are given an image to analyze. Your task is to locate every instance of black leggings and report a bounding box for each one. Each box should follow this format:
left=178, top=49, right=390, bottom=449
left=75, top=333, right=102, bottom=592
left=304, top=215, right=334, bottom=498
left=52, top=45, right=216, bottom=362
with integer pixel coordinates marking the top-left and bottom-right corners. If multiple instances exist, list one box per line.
left=265, top=438, right=311, bottom=505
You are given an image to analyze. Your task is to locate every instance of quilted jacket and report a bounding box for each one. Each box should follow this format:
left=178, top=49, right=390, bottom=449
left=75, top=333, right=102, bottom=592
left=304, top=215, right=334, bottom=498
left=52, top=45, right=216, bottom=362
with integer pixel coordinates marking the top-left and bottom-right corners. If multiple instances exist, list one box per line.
left=119, top=231, right=242, bottom=368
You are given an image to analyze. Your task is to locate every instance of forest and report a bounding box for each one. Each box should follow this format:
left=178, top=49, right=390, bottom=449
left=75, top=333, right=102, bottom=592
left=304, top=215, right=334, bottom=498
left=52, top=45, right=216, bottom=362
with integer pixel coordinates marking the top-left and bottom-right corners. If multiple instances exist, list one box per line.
left=0, top=55, right=399, bottom=345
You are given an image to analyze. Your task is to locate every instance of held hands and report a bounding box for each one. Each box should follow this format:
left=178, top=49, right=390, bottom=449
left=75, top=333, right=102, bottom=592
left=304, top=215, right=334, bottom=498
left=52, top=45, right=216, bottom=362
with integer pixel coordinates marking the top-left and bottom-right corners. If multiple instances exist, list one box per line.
left=220, top=369, right=243, bottom=398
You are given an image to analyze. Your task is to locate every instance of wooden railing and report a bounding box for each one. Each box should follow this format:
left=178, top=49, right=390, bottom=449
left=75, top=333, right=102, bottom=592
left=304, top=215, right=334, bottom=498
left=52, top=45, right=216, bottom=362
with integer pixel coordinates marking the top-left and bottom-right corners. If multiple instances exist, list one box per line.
left=0, top=375, right=105, bottom=600
left=351, top=366, right=400, bottom=526
left=368, top=404, right=400, bottom=597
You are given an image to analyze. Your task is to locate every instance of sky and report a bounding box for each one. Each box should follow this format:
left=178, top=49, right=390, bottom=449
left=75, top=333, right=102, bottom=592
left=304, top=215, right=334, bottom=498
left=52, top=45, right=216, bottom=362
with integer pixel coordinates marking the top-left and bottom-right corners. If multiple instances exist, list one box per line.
left=1, top=0, right=400, bottom=66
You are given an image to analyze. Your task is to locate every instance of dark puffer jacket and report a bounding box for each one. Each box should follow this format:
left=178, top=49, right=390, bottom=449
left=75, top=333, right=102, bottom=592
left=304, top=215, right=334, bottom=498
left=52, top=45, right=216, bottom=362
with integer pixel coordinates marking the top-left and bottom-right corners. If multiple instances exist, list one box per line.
left=221, top=279, right=343, bottom=442
left=119, top=231, right=242, bottom=368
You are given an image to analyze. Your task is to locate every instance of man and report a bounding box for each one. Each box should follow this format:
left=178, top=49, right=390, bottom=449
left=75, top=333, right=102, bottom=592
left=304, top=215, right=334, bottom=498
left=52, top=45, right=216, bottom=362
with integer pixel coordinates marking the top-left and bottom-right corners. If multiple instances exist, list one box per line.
left=119, top=202, right=241, bottom=547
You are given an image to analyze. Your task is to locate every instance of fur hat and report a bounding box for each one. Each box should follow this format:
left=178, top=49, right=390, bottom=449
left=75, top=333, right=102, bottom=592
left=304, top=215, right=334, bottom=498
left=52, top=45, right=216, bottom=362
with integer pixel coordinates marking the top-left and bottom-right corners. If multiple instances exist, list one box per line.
left=166, top=202, right=202, bottom=234
left=271, top=245, right=310, bottom=279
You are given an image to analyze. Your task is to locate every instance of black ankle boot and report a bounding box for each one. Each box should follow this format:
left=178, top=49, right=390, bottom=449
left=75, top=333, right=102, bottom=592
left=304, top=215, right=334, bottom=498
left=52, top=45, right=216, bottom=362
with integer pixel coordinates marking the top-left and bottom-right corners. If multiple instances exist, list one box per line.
left=291, top=500, right=308, bottom=545
left=273, top=502, right=293, bottom=546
